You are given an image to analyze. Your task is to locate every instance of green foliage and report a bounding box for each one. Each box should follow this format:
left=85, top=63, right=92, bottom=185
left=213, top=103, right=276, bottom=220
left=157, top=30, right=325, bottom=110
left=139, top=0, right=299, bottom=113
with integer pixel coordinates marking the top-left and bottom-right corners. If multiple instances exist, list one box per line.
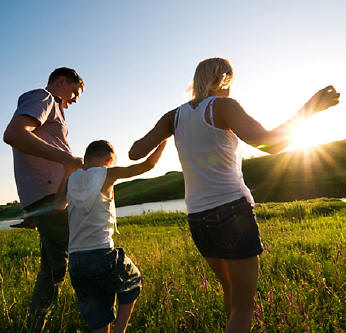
left=0, top=198, right=345, bottom=332
left=0, top=203, right=22, bottom=219
left=115, top=171, right=185, bottom=207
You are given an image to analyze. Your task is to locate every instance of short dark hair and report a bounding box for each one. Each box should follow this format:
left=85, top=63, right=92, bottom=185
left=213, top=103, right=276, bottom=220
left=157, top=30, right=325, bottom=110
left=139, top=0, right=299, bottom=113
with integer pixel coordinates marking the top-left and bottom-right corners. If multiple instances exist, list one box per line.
left=48, top=67, right=84, bottom=91
left=84, top=140, right=115, bottom=163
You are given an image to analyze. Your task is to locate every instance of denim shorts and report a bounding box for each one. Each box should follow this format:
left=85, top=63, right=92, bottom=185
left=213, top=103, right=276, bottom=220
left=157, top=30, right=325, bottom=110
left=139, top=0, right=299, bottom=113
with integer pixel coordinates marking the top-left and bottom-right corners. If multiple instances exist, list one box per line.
left=68, top=247, right=141, bottom=330
left=188, top=197, right=263, bottom=259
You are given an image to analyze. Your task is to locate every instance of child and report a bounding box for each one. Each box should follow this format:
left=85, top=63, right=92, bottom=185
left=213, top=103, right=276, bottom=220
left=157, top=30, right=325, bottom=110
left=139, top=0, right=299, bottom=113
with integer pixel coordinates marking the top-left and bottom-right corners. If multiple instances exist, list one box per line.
left=61, top=139, right=166, bottom=333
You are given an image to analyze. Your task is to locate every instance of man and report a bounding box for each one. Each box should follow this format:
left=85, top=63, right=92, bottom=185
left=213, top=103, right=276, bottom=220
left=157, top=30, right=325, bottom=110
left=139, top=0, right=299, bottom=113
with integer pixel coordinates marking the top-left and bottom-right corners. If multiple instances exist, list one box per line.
left=3, top=67, right=84, bottom=332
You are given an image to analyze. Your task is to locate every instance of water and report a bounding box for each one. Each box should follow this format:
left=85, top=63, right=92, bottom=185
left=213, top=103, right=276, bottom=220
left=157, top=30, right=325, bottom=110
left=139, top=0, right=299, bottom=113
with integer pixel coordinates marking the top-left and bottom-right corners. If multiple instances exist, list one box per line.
left=117, top=199, right=186, bottom=217
left=0, top=218, right=24, bottom=231
left=0, top=199, right=187, bottom=231
left=1, top=198, right=345, bottom=231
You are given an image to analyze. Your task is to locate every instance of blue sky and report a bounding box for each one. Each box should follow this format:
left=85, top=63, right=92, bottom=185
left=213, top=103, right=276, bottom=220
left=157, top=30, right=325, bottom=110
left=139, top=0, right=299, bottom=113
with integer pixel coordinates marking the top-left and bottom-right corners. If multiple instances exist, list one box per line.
left=1, top=0, right=345, bottom=204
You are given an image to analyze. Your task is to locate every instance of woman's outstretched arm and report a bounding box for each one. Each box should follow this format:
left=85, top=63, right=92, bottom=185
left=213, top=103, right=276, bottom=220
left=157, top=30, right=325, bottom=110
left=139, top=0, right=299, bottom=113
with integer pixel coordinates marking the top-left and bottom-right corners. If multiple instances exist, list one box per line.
left=129, top=109, right=176, bottom=160
left=215, top=85, right=340, bottom=154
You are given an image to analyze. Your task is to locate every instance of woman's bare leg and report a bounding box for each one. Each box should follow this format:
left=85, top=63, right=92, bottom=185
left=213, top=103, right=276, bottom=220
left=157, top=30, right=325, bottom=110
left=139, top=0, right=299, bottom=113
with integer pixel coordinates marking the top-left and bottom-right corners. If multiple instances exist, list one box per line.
left=113, top=301, right=136, bottom=333
left=225, top=256, right=258, bottom=333
left=204, top=257, right=232, bottom=318
left=204, top=256, right=258, bottom=332
left=93, top=324, right=110, bottom=333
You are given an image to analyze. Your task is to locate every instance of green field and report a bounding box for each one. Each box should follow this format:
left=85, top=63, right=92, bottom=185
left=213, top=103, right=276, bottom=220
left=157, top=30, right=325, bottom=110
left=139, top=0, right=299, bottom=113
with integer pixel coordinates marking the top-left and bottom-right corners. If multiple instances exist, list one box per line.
left=0, top=198, right=345, bottom=332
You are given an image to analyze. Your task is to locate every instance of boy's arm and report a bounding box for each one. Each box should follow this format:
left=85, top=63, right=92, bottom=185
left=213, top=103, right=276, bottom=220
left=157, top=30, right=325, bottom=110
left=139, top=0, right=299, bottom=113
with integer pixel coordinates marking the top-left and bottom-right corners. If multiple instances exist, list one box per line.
left=107, top=140, right=167, bottom=182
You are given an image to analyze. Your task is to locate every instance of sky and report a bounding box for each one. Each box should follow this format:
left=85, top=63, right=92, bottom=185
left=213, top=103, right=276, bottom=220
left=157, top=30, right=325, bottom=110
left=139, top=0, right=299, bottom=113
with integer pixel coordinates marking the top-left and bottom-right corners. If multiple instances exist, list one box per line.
left=0, top=0, right=345, bottom=205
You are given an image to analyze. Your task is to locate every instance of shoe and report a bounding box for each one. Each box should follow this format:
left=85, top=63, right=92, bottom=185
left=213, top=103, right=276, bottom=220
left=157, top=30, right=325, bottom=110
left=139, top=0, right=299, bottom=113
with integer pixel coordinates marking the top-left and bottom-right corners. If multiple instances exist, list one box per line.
left=10, top=221, right=37, bottom=230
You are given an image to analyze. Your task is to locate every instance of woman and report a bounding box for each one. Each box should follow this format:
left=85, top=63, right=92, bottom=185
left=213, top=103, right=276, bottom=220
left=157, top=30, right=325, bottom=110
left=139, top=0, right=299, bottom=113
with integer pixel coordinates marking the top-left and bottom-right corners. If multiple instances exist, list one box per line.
left=128, top=57, right=339, bottom=332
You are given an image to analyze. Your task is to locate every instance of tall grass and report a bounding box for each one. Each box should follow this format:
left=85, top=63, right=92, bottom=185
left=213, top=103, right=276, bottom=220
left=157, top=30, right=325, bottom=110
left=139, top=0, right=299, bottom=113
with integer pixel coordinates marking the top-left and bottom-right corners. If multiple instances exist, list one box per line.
left=0, top=198, right=345, bottom=332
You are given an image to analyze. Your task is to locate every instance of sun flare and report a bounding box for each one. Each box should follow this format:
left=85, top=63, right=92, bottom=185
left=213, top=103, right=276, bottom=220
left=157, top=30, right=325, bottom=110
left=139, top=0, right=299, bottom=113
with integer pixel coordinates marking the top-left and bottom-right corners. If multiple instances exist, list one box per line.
left=288, top=117, right=337, bottom=151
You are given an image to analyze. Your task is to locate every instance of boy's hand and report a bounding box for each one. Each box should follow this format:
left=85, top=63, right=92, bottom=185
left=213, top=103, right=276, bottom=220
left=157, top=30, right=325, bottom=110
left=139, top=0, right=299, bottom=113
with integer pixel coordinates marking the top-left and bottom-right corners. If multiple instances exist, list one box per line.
left=145, top=140, right=167, bottom=167
left=54, top=197, right=67, bottom=211
left=305, top=85, right=340, bottom=115
left=63, top=155, right=83, bottom=176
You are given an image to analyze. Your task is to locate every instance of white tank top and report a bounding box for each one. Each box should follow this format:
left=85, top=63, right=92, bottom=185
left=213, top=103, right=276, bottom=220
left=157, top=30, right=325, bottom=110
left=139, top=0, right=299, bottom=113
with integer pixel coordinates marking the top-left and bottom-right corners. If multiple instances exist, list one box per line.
left=67, top=167, right=118, bottom=254
left=174, top=97, right=254, bottom=214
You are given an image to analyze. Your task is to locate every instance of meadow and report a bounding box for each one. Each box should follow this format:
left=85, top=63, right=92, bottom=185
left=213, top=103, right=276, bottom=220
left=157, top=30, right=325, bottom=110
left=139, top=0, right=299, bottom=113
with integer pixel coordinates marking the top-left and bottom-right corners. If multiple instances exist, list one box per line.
left=0, top=198, right=345, bottom=332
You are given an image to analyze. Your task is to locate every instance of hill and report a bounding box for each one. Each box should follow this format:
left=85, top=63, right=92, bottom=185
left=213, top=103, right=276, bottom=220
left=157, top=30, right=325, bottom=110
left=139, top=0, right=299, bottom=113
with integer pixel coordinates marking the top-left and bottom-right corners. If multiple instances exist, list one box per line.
left=1, top=140, right=345, bottom=217
left=114, top=139, right=346, bottom=206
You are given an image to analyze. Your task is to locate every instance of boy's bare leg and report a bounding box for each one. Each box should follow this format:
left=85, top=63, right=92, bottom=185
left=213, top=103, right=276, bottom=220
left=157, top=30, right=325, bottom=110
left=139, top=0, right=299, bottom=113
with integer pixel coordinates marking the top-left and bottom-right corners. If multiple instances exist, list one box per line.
left=204, top=257, right=232, bottom=318
left=93, top=324, right=110, bottom=333
left=113, top=301, right=136, bottom=333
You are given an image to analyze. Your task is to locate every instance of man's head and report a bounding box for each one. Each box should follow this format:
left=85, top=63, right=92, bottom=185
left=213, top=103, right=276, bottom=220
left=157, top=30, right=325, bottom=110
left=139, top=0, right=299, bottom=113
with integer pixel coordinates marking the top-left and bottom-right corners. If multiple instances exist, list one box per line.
left=47, top=67, right=84, bottom=109
left=84, top=140, right=117, bottom=168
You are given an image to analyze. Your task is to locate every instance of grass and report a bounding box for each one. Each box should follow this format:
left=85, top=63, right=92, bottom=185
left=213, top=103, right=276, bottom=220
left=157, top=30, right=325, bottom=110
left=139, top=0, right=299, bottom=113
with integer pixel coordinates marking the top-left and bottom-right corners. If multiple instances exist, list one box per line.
left=0, top=198, right=345, bottom=332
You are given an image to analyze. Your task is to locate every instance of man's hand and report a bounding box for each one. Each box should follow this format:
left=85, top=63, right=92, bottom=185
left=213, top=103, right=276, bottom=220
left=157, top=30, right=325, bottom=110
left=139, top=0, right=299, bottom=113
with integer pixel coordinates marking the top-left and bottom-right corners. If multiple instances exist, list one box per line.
left=63, top=155, right=83, bottom=176
left=305, top=85, right=340, bottom=115
left=145, top=140, right=167, bottom=167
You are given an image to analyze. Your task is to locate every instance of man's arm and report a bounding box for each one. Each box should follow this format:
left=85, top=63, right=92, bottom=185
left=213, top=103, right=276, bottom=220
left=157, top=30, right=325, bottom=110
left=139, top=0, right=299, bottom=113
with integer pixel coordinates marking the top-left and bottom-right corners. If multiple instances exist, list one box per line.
left=3, top=115, right=83, bottom=172
left=129, top=109, right=176, bottom=160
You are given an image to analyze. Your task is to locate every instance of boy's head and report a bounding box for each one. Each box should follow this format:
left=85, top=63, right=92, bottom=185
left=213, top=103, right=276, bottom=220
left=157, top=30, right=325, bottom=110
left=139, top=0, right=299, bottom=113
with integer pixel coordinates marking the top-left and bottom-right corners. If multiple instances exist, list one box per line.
left=84, top=140, right=116, bottom=168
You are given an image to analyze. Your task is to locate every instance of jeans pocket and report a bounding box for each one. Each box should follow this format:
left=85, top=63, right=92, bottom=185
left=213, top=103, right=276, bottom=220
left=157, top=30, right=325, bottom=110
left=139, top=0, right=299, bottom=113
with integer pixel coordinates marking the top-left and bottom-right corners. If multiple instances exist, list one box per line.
left=207, top=209, right=252, bottom=250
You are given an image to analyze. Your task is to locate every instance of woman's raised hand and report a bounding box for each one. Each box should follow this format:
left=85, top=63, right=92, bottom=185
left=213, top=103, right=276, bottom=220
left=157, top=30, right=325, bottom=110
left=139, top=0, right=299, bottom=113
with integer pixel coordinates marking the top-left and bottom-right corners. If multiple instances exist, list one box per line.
left=146, top=140, right=167, bottom=167
left=305, top=85, right=340, bottom=115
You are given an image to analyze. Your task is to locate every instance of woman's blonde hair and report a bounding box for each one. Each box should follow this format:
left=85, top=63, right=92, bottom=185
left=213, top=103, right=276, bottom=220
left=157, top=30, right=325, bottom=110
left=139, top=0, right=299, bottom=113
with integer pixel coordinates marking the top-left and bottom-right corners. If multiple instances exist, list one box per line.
left=191, top=57, right=233, bottom=100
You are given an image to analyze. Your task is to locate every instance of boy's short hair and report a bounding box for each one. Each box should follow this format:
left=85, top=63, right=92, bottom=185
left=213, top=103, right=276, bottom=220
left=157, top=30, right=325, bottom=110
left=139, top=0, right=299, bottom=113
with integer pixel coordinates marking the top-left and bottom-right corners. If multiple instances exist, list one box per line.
left=48, top=67, right=85, bottom=91
left=84, top=140, right=115, bottom=163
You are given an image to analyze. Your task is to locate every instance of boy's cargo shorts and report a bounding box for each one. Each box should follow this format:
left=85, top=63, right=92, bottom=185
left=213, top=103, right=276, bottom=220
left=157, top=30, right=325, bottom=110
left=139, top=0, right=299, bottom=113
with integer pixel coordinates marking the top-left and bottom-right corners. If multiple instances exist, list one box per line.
left=69, top=247, right=141, bottom=330
left=188, top=197, right=263, bottom=259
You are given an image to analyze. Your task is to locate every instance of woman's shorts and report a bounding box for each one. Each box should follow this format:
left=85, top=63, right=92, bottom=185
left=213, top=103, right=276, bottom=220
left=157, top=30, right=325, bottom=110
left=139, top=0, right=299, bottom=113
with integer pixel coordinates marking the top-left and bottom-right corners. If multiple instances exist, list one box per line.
left=188, top=197, right=263, bottom=259
left=68, top=247, right=141, bottom=330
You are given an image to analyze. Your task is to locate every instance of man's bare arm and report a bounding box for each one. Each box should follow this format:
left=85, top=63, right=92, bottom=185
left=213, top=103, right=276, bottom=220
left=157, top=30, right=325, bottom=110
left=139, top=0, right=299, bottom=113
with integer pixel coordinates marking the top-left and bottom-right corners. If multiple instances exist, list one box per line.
left=3, top=115, right=83, bottom=171
left=129, top=110, right=176, bottom=160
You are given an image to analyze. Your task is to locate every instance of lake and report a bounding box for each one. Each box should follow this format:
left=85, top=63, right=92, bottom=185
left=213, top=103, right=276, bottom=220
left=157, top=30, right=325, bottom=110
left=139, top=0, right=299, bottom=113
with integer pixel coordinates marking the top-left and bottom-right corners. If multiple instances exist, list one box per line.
left=0, top=199, right=187, bottom=231
left=2, top=198, right=345, bottom=231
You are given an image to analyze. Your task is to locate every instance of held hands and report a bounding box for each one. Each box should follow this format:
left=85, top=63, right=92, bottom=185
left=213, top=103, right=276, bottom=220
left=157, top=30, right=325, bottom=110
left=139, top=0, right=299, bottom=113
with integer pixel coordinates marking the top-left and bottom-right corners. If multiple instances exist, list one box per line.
left=305, top=85, right=340, bottom=115
left=63, top=155, right=84, bottom=176
left=145, top=140, right=167, bottom=167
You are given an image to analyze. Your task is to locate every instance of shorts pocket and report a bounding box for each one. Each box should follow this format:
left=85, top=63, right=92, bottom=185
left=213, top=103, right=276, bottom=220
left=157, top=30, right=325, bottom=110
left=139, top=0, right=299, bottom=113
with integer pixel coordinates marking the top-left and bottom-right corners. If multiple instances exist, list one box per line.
left=207, top=209, right=253, bottom=250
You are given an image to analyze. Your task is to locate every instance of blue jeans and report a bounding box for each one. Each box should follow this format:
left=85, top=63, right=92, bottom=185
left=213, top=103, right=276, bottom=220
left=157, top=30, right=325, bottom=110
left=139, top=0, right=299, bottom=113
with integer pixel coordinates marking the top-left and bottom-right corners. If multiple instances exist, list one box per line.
left=26, top=194, right=69, bottom=332
left=188, top=197, right=263, bottom=259
left=69, top=247, right=141, bottom=330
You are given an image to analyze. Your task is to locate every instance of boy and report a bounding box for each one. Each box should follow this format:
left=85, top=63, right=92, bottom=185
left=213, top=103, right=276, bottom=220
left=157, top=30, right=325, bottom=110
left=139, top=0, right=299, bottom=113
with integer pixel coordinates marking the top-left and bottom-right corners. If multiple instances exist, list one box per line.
left=60, top=139, right=166, bottom=333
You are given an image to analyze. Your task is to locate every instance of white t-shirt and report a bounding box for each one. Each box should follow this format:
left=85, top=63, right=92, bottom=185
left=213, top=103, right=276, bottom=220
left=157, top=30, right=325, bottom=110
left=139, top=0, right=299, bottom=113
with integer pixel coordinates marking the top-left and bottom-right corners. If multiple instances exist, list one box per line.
left=67, top=167, right=118, bottom=254
left=174, top=97, right=254, bottom=214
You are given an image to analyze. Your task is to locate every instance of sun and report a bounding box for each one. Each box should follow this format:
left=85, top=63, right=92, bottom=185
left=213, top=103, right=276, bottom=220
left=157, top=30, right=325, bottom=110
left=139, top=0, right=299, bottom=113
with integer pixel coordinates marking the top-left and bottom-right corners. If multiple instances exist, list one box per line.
left=288, top=117, right=336, bottom=151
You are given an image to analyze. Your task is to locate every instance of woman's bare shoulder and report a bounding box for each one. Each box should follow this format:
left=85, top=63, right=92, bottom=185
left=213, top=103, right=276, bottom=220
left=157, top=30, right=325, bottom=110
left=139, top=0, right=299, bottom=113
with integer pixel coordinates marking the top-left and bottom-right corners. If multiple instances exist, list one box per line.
left=215, top=97, right=241, bottom=109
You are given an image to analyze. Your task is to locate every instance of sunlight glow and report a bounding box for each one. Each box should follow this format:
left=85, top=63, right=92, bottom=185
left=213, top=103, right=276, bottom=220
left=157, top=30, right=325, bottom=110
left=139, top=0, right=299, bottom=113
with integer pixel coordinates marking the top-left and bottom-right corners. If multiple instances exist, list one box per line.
left=289, top=117, right=338, bottom=151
